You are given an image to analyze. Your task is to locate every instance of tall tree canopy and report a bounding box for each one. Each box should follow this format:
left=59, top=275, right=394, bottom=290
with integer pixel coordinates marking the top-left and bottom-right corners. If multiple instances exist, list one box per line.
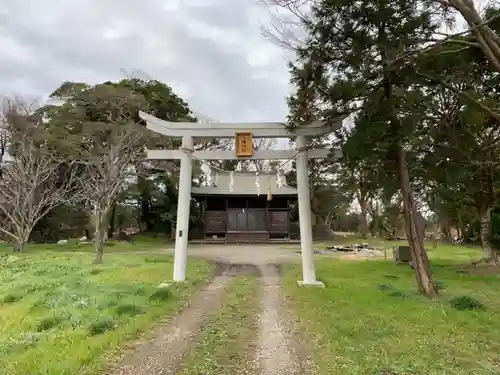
left=288, top=0, right=445, bottom=296
left=285, top=0, right=500, bottom=296
left=31, top=78, right=200, bottom=247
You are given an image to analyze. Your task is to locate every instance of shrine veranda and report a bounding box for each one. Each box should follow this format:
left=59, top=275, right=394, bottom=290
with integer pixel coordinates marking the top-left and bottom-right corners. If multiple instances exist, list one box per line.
left=140, top=111, right=344, bottom=286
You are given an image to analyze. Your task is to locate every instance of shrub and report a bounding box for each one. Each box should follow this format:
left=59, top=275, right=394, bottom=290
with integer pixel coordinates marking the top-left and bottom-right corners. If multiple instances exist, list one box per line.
left=377, top=284, right=393, bottom=291
left=387, top=290, right=409, bottom=298
left=88, top=318, right=116, bottom=335
left=115, top=303, right=144, bottom=316
left=382, top=274, right=399, bottom=280
left=149, top=287, right=172, bottom=302
left=3, top=294, right=22, bottom=304
left=144, top=256, right=170, bottom=264
left=36, top=316, right=65, bottom=332
left=450, top=295, right=485, bottom=311
left=434, top=280, right=446, bottom=291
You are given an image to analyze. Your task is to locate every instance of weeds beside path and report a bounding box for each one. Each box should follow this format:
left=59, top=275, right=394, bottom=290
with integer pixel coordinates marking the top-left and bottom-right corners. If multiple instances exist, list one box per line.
left=0, top=251, right=212, bottom=375
left=109, top=275, right=231, bottom=375
left=283, top=259, right=500, bottom=374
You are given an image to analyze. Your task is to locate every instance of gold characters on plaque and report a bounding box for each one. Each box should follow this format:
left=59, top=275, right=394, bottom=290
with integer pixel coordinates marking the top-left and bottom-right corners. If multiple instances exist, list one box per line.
left=235, top=132, right=253, bottom=157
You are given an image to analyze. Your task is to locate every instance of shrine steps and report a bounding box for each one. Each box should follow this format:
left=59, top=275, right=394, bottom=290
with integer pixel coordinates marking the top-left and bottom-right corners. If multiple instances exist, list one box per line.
left=189, top=236, right=300, bottom=245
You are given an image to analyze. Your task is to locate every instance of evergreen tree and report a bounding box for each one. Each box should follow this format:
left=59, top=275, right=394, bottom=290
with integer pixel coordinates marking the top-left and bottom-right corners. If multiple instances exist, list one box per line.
left=288, top=0, right=443, bottom=296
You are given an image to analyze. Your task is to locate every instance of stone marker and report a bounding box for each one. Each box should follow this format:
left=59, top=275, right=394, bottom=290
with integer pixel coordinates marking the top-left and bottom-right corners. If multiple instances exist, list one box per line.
left=393, top=246, right=412, bottom=263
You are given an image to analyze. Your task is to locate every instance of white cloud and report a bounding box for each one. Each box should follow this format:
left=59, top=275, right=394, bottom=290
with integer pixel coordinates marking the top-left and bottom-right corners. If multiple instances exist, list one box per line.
left=0, top=0, right=292, bottom=122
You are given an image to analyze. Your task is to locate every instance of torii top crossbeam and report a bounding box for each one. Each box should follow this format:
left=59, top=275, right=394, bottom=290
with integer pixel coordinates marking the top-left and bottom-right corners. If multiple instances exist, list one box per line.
left=139, top=111, right=344, bottom=138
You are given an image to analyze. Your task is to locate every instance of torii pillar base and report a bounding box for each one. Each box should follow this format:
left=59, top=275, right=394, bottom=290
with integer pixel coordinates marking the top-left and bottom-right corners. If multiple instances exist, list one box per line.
left=297, top=280, right=325, bottom=288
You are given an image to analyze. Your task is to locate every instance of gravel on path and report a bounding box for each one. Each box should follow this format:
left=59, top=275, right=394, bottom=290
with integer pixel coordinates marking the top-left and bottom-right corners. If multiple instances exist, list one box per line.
left=107, top=275, right=230, bottom=375
left=255, top=265, right=302, bottom=375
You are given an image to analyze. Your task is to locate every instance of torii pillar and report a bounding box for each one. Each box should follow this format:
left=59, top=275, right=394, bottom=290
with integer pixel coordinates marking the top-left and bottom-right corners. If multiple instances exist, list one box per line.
left=173, top=135, right=193, bottom=281
left=139, top=111, right=344, bottom=286
left=295, top=135, right=322, bottom=286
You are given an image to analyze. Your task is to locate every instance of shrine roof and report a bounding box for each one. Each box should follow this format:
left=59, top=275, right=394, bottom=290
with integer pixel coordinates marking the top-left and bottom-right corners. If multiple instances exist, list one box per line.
left=191, top=172, right=298, bottom=196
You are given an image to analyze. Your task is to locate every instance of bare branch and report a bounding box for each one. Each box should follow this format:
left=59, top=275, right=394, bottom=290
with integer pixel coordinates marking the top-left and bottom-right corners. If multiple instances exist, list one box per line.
left=416, top=71, right=500, bottom=121
left=258, top=0, right=316, bottom=51
left=77, top=124, right=145, bottom=263
left=0, top=138, right=82, bottom=250
left=389, top=5, right=500, bottom=71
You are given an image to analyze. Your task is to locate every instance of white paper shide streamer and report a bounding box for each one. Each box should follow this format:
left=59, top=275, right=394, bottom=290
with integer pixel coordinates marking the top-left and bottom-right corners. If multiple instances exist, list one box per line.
left=201, top=162, right=211, bottom=187
left=276, top=169, right=284, bottom=188
left=229, top=171, right=235, bottom=193
left=255, top=172, right=261, bottom=196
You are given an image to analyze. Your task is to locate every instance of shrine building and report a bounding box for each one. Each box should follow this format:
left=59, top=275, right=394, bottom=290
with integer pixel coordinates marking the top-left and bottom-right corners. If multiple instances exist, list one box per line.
left=191, top=172, right=298, bottom=243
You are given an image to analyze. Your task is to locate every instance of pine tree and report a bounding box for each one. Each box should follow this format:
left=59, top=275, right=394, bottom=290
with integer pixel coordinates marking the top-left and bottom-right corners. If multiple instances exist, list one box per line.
left=288, top=0, right=443, bottom=296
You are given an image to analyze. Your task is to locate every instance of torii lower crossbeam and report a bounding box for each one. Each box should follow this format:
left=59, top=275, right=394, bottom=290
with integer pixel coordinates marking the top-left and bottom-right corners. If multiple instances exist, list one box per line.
left=146, top=148, right=342, bottom=160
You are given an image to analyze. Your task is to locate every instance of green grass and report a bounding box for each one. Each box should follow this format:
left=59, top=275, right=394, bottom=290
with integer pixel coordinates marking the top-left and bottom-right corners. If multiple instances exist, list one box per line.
left=0, top=250, right=212, bottom=375
left=313, top=237, right=483, bottom=261
left=0, top=234, right=171, bottom=254
left=178, top=276, right=260, bottom=375
left=283, top=255, right=500, bottom=374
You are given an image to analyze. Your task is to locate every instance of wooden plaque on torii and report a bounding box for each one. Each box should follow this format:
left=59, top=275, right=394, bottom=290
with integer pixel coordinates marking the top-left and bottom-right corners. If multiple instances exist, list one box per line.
left=235, top=132, right=253, bottom=157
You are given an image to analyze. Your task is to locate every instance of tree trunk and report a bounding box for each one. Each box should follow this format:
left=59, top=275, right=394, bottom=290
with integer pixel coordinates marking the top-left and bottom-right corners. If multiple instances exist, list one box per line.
left=138, top=176, right=153, bottom=232
left=460, top=224, right=467, bottom=241
left=398, top=147, right=437, bottom=297
left=12, top=229, right=30, bottom=252
left=325, top=212, right=333, bottom=226
left=107, top=202, right=117, bottom=239
left=478, top=204, right=497, bottom=262
left=94, top=235, right=104, bottom=264
left=93, top=208, right=108, bottom=264
left=371, top=214, right=381, bottom=237
left=370, top=216, right=377, bottom=237
left=457, top=212, right=464, bottom=240
left=359, top=199, right=369, bottom=238
left=315, top=215, right=326, bottom=225
left=449, top=0, right=500, bottom=72
left=441, top=223, right=452, bottom=242
left=378, top=21, right=435, bottom=296
left=13, top=239, right=26, bottom=252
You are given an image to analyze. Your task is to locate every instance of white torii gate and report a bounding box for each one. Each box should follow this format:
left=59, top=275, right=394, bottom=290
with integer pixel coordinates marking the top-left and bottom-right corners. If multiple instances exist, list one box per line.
left=140, top=111, right=344, bottom=287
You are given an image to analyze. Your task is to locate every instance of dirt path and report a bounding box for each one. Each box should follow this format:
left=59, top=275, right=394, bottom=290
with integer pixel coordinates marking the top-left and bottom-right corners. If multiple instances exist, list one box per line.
left=106, top=255, right=307, bottom=375
left=107, top=275, right=230, bottom=375
left=255, top=265, right=303, bottom=375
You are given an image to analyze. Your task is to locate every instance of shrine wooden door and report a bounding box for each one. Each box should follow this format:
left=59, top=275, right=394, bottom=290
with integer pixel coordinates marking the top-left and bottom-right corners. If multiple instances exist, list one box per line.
left=227, top=208, right=266, bottom=231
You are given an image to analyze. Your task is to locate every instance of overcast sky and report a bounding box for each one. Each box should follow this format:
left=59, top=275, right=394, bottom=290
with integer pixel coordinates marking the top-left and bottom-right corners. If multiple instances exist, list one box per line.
left=0, top=0, right=293, bottom=122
